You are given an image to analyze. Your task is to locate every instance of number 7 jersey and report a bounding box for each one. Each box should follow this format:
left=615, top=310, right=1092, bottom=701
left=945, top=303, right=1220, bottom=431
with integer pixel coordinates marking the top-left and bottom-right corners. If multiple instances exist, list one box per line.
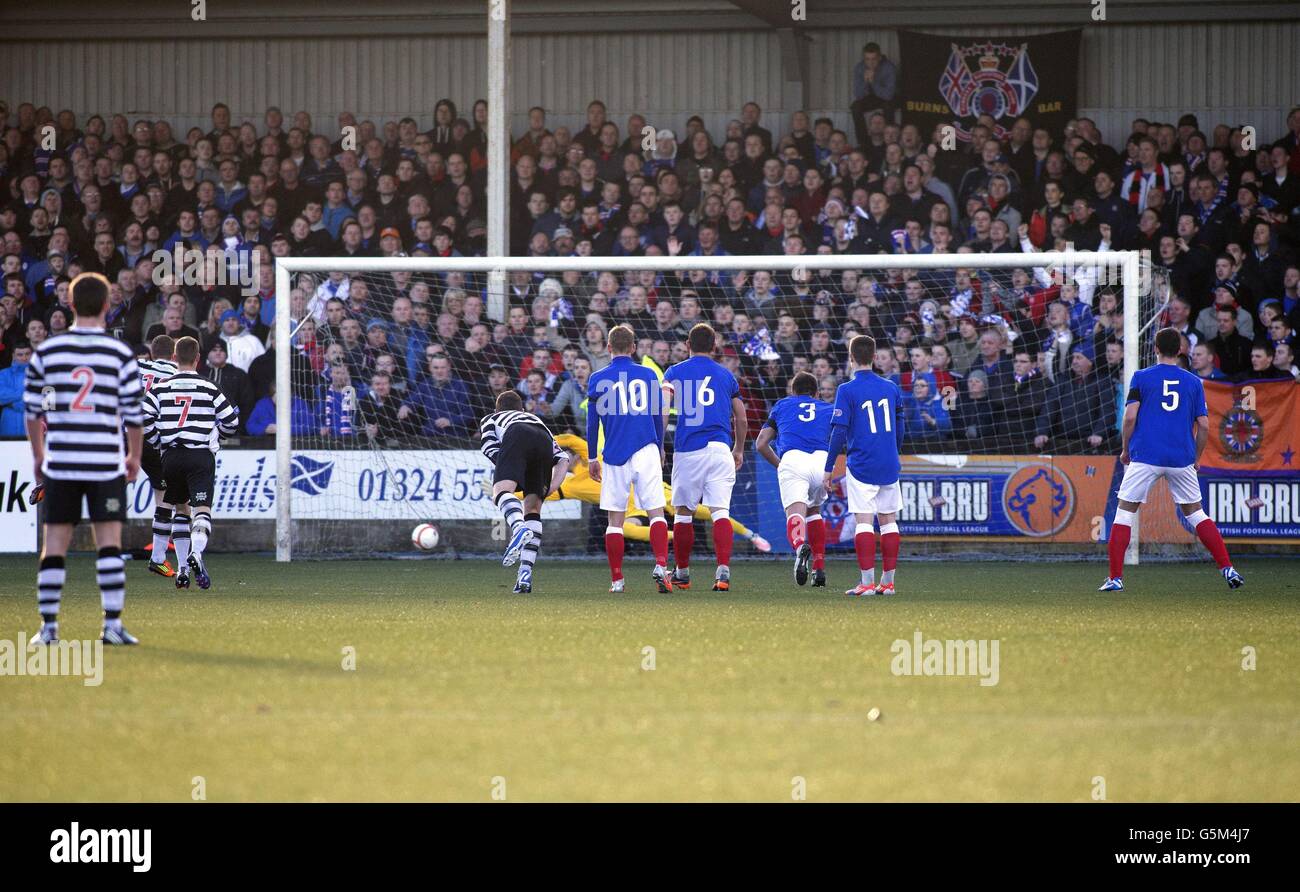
left=1127, top=364, right=1207, bottom=468
left=828, top=369, right=903, bottom=485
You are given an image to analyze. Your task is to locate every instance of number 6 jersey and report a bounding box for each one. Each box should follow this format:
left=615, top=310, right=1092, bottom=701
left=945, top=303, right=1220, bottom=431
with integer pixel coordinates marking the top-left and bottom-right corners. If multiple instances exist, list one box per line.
left=661, top=354, right=739, bottom=453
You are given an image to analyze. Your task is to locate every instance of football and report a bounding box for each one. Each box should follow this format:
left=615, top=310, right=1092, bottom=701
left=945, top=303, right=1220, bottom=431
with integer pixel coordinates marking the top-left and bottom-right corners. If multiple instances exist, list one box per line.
left=411, top=523, right=440, bottom=551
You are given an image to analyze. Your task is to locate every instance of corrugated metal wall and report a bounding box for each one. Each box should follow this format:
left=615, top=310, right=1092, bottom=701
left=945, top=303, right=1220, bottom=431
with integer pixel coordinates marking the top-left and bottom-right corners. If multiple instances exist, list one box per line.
left=3, top=22, right=1295, bottom=144
left=808, top=23, right=1299, bottom=143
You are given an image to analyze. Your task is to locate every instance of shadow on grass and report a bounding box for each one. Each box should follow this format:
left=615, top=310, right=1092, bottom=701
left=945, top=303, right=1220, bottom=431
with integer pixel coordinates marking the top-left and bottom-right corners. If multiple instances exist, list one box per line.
left=142, top=645, right=348, bottom=676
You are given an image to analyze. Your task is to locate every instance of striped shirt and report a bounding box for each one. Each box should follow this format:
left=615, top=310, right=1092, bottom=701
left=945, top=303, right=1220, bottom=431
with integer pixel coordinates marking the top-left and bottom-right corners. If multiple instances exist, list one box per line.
left=23, top=327, right=144, bottom=482
left=142, top=371, right=239, bottom=453
left=478, top=410, right=563, bottom=466
left=138, top=357, right=179, bottom=393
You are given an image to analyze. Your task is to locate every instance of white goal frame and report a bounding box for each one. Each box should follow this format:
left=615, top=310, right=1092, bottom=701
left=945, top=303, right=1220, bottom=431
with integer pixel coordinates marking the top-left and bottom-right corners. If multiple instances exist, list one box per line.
left=274, top=251, right=1144, bottom=562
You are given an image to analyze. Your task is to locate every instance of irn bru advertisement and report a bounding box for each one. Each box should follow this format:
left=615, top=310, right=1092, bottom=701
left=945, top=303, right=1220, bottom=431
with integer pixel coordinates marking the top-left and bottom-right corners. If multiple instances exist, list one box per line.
left=815, top=454, right=1139, bottom=544
left=752, top=379, right=1300, bottom=551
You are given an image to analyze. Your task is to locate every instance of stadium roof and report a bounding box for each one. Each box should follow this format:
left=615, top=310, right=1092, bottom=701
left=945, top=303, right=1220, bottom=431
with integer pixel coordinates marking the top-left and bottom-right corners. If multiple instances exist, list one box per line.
left=6, top=0, right=1298, bottom=40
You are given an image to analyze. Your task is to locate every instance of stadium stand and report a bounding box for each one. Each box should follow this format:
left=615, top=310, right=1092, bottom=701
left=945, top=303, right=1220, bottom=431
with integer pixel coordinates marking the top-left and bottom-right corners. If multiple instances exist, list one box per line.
left=2, top=92, right=1298, bottom=459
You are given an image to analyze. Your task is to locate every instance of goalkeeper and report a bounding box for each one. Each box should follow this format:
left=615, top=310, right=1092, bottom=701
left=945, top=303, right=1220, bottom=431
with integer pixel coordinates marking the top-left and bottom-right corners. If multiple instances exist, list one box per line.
left=499, top=433, right=770, bottom=551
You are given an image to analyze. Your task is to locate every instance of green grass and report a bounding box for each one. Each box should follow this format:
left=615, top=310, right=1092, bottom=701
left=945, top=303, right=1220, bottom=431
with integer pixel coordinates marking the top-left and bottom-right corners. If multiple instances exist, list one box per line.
left=1, top=554, right=1297, bottom=802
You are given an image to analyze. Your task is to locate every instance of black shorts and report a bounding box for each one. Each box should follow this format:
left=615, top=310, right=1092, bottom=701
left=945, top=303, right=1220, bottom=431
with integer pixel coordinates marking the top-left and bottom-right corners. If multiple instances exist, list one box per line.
left=42, top=476, right=127, bottom=525
left=141, top=443, right=166, bottom=492
left=494, top=424, right=556, bottom=500
left=162, top=448, right=217, bottom=508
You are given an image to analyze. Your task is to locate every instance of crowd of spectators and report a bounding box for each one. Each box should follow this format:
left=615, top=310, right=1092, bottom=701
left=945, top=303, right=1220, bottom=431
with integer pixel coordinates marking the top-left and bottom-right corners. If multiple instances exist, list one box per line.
left=2, top=65, right=1299, bottom=451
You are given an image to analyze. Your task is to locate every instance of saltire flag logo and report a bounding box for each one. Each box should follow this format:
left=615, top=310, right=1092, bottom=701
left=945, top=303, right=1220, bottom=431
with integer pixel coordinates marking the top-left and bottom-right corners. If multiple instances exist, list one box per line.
left=290, top=455, right=335, bottom=495
left=938, top=41, right=1039, bottom=140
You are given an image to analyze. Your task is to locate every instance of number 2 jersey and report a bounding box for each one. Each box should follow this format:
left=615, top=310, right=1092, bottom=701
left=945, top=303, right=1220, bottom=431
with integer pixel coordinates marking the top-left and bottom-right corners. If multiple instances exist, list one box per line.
left=23, top=327, right=143, bottom=481
left=661, top=355, right=739, bottom=453
left=826, top=369, right=903, bottom=484
left=1127, top=364, right=1207, bottom=468
left=764, top=395, right=833, bottom=457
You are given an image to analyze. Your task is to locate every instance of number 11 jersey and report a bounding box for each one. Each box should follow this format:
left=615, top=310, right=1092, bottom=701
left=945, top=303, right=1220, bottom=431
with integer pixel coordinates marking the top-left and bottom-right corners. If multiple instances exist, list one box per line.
left=830, top=369, right=903, bottom=485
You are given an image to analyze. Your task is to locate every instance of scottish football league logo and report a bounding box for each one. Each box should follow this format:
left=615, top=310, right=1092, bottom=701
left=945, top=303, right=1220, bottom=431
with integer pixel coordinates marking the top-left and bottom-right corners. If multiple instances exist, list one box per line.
left=939, top=41, right=1038, bottom=140
left=1002, top=463, right=1074, bottom=538
left=1218, top=400, right=1264, bottom=464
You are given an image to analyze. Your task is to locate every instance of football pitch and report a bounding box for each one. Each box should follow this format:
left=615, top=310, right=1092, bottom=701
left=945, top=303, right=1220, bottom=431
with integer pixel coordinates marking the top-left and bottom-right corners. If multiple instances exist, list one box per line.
left=1, top=554, right=1297, bottom=802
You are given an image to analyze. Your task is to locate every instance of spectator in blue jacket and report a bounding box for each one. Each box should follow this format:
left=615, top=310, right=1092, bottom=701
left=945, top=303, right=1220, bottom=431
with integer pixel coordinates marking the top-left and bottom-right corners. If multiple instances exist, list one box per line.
left=214, top=158, right=248, bottom=215
left=901, top=376, right=951, bottom=444
left=0, top=342, right=32, bottom=436
left=411, top=353, right=473, bottom=437
left=246, top=382, right=318, bottom=437
left=321, top=180, right=354, bottom=240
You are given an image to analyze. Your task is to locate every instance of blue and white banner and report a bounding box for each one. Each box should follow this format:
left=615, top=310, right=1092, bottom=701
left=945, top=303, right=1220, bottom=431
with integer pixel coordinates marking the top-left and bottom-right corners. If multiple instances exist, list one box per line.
left=0, top=441, right=39, bottom=552
left=124, top=448, right=580, bottom=521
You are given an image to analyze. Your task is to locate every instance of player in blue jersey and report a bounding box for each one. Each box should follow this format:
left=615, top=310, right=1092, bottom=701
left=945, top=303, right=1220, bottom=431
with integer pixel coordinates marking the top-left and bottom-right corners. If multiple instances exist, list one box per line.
left=824, top=335, right=905, bottom=597
left=661, top=323, right=747, bottom=591
left=587, top=325, right=671, bottom=592
left=1101, top=327, right=1243, bottom=592
left=756, top=372, right=833, bottom=587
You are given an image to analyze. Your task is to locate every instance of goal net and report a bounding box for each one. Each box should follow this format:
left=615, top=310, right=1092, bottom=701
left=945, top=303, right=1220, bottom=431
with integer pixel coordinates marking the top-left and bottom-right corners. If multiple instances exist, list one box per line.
left=273, top=250, right=1178, bottom=562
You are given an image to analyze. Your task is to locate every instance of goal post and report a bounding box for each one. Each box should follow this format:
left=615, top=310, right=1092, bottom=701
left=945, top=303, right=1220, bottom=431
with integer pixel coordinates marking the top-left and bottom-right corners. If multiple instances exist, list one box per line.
left=273, top=250, right=1147, bottom=562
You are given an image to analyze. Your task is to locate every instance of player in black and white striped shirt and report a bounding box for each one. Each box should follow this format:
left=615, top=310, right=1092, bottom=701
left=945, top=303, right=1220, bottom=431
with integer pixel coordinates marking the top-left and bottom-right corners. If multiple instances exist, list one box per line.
left=137, top=334, right=185, bottom=578
left=480, top=392, right=569, bottom=593
left=23, top=272, right=143, bottom=646
left=142, top=336, right=239, bottom=591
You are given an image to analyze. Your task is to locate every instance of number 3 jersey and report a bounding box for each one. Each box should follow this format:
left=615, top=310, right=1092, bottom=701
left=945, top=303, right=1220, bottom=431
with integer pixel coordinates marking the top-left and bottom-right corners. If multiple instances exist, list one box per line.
left=661, top=355, right=739, bottom=453
left=827, top=369, right=903, bottom=484
left=23, top=327, right=143, bottom=481
left=142, top=371, right=239, bottom=453
left=1126, top=364, right=1207, bottom=468
left=764, top=395, right=833, bottom=457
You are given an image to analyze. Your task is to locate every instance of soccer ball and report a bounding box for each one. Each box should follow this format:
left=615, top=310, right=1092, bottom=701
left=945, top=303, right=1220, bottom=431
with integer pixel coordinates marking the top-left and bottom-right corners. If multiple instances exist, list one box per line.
left=411, top=523, right=440, bottom=551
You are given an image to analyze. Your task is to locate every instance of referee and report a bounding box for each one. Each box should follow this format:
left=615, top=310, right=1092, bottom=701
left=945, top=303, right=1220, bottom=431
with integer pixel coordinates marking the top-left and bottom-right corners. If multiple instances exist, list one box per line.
left=24, top=272, right=144, bottom=646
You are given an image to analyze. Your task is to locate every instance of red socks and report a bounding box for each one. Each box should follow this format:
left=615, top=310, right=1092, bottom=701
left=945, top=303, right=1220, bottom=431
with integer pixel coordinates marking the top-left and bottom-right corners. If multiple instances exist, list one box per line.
left=1107, top=508, right=1134, bottom=579
left=673, top=518, right=694, bottom=568
left=605, top=527, right=625, bottom=581
left=1195, top=518, right=1231, bottom=569
left=854, top=525, right=876, bottom=571
left=879, top=522, right=900, bottom=572
left=806, top=514, right=826, bottom=570
left=786, top=515, right=805, bottom=549
left=713, top=515, right=733, bottom=566
left=649, top=517, right=669, bottom=568
left=1109, top=507, right=1232, bottom=580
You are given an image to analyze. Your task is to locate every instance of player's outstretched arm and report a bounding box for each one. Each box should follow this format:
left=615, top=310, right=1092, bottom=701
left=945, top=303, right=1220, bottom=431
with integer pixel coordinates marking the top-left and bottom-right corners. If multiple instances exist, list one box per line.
left=1119, top=402, right=1139, bottom=464
left=25, top=416, right=45, bottom=485
left=1193, top=415, right=1209, bottom=467
left=731, top=396, right=747, bottom=469
left=755, top=425, right=780, bottom=468
left=124, top=424, right=143, bottom=482
left=547, top=455, right=571, bottom=498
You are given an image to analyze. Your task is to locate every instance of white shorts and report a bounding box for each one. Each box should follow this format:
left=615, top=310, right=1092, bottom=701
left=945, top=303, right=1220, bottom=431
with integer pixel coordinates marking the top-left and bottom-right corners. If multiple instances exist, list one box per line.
left=777, top=450, right=829, bottom=509
left=670, top=441, right=736, bottom=512
left=1116, top=461, right=1202, bottom=505
left=844, top=470, right=902, bottom=517
left=599, top=442, right=667, bottom=512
